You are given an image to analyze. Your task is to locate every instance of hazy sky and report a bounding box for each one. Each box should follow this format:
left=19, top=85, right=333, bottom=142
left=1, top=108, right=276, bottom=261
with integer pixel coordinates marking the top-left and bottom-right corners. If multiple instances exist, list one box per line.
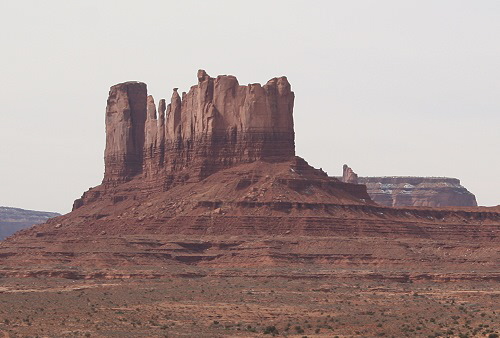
left=1, top=1, right=499, bottom=213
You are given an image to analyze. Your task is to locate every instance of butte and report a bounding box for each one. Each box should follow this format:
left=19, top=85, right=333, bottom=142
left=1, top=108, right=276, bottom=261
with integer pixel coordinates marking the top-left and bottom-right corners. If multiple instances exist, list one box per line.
left=0, top=70, right=498, bottom=282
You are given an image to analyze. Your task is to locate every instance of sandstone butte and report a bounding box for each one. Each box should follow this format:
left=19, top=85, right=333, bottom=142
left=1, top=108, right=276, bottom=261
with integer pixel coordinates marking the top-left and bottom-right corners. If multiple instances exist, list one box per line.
left=0, top=70, right=499, bottom=284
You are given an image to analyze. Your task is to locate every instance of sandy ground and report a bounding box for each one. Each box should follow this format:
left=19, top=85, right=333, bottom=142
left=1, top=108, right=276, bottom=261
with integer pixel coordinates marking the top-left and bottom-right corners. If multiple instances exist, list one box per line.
left=0, top=274, right=498, bottom=337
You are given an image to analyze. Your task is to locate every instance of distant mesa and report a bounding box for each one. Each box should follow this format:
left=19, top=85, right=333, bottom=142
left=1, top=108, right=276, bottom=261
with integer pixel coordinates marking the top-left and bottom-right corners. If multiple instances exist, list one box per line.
left=340, top=165, right=477, bottom=207
left=0, top=207, right=60, bottom=240
left=359, top=176, right=478, bottom=207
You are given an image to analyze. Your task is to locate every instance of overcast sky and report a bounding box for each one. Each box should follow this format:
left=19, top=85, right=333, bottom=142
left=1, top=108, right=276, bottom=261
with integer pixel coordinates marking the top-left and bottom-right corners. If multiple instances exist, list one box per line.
left=1, top=1, right=499, bottom=213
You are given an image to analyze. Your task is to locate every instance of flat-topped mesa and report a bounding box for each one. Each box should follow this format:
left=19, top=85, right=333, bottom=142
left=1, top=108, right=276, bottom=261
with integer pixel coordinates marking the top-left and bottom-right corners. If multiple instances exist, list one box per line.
left=358, top=176, right=478, bottom=207
left=105, top=70, right=295, bottom=184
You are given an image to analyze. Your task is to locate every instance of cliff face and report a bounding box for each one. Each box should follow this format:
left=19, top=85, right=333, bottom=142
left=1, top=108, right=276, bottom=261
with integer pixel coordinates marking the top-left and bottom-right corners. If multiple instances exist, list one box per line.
left=358, top=177, right=478, bottom=207
left=73, top=70, right=372, bottom=210
left=104, top=70, right=295, bottom=186
left=104, top=82, right=148, bottom=182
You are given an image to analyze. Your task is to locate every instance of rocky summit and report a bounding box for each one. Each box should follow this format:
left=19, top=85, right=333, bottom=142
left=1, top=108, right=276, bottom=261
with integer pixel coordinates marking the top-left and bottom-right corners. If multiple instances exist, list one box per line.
left=101, top=70, right=294, bottom=185
left=0, top=71, right=498, bottom=337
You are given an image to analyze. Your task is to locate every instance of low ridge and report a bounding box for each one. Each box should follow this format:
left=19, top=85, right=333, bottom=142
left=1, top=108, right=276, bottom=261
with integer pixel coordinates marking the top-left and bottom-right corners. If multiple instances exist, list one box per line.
left=0, top=207, right=60, bottom=240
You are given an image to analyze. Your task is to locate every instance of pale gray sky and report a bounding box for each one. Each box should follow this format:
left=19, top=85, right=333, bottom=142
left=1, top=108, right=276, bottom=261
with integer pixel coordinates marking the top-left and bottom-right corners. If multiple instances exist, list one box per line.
left=1, top=1, right=499, bottom=213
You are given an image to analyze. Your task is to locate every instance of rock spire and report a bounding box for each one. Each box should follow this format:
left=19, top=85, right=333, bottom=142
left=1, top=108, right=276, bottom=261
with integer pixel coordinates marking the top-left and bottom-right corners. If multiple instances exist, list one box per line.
left=342, top=164, right=359, bottom=184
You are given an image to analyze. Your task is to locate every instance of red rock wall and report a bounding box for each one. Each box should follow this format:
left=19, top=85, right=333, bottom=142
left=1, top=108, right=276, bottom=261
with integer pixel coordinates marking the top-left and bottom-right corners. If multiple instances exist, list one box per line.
left=104, top=82, right=147, bottom=183
left=104, top=70, right=295, bottom=186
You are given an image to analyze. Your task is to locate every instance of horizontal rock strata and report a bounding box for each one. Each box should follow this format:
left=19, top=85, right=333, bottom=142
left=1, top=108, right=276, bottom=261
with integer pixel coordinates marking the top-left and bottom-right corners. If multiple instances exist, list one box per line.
left=358, top=177, right=478, bottom=207
left=104, top=70, right=295, bottom=185
left=74, top=71, right=370, bottom=210
left=1, top=70, right=498, bottom=284
left=339, top=165, right=477, bottom=207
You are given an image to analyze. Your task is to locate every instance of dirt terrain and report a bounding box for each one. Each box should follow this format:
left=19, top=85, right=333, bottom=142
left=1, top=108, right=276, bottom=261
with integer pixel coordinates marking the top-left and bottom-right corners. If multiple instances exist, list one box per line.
left=0, top=159, right=498, bottom=337
left=0, top=273, right=498, bottom=337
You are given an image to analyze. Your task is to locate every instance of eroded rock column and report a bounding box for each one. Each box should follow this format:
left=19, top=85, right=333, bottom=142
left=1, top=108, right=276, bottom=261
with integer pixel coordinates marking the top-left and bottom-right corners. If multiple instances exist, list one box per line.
left=103, top=82, right=147, bottom=183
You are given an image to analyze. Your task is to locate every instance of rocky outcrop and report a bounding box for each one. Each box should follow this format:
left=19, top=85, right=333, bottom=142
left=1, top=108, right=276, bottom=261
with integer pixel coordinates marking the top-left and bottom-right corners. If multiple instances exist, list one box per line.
left=0, top=207, right=60, bottom=240
left=104, top=82, right=147, bottom=183
left=104, top=70, right=295, bottom=186
left=342, top=164, right=358, bottom=184
left=358, top=177, right=478, bottom=207
left=73, top=71, right=374, bottom=211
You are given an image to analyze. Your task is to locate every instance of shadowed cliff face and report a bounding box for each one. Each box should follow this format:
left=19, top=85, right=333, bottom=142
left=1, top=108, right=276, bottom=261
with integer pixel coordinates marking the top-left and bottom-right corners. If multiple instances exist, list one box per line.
left=103, top=70, right=295, bottom=185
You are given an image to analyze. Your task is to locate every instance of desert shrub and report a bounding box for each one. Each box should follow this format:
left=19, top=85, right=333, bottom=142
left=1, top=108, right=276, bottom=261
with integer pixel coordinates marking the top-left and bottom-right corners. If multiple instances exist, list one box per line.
left=263, top=325, right=279, bottom=335
left=244, top=325, right=256, bottom=332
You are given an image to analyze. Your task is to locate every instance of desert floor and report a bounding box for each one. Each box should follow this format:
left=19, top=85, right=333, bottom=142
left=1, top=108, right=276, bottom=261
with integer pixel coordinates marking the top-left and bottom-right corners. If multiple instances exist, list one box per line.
left=0, top=274, right=498, bottom=337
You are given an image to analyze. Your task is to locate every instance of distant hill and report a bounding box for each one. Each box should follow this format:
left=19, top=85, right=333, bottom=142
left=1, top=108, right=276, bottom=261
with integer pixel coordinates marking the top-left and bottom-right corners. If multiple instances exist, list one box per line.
left=0, top=207, right=60, bottom=240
